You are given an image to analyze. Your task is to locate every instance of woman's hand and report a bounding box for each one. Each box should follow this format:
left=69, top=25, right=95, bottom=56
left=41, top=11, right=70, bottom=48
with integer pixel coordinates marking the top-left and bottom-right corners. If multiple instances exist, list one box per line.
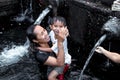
left=95, top=46, right=106, bottom=54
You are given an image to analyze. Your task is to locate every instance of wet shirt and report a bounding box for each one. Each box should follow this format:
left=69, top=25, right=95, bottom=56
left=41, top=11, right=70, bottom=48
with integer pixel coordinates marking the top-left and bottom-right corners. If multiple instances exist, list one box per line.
left=34, top=50, right=50, bottom=65
left=34, top=49, right=56, bottom=65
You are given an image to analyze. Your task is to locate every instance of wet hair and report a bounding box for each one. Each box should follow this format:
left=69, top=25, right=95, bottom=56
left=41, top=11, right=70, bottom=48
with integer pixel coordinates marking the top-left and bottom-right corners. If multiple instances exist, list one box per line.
left=26, top=24, right=38, bottom=43
left=48, top=16, right=66, bottom=26
left=26, top=24, right=41, bottom=52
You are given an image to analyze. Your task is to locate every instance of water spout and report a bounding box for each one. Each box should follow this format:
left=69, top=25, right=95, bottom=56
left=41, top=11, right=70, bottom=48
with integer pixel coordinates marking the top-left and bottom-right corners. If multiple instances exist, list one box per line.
left=79, top=34, right=107, bottom=80
left=102, top=17, right=120, bottom=39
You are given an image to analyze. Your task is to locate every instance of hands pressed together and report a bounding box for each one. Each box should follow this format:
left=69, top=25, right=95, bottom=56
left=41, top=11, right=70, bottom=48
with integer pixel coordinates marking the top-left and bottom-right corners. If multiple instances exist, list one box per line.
left=54, top=27, right=69, bottom=42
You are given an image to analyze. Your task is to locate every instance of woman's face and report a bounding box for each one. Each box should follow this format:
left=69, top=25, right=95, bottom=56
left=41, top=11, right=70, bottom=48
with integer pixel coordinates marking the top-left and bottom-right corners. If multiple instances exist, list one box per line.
left=33, top=25, right=50, bottom=43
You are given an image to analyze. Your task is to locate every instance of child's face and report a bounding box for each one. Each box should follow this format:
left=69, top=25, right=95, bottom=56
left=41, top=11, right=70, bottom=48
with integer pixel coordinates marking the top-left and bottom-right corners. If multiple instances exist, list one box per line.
left=50, top=20, right=66, bottom=34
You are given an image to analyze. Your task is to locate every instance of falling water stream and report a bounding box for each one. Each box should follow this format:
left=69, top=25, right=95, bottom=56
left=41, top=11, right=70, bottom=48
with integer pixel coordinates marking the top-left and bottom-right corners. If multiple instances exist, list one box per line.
left=79, top=34, right=107, bottom=80
left=104, top=42, right=111, bottom=68
left=34, top=5, right=52, bottom=25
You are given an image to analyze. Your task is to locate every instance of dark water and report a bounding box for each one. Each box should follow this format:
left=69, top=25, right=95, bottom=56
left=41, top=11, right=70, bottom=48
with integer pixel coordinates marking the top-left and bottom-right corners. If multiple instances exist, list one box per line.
left=0, top=25, right=26, bottom=50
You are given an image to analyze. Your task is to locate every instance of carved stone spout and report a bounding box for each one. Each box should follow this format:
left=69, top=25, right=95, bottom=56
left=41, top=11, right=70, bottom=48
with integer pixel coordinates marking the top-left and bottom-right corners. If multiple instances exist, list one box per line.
left=102, top=17, right=120, bottom=39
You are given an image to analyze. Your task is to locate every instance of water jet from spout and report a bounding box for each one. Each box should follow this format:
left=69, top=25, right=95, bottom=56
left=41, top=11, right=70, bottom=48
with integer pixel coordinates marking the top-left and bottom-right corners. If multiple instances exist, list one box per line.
left=79, top=34, right=107, bottom=80
left=34, top=5, right=52, bottom=25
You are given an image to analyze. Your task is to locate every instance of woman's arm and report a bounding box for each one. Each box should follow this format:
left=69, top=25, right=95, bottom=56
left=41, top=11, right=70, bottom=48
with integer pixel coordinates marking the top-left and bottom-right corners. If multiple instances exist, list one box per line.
left=95, top=46, right=120, bottom=63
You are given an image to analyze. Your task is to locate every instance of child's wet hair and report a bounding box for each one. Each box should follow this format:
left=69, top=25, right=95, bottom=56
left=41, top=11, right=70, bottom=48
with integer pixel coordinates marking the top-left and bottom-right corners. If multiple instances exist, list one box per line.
left=48, top=16, right=66, bottom=26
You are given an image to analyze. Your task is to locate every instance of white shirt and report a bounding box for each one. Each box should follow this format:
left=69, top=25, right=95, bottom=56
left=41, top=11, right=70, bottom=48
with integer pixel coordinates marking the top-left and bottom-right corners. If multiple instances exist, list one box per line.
left=49, top=30, right=71, bottom=64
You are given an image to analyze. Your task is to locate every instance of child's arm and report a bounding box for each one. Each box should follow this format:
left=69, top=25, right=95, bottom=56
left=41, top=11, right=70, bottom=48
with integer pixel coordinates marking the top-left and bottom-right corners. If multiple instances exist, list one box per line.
left=37, top=47, right=53, bottom=52
left=51, top=43, right=58, bottom=54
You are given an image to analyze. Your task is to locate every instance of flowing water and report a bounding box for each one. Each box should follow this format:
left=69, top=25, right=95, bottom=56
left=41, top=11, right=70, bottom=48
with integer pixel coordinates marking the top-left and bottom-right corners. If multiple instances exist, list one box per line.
left=79, top=34, right=107, bottom=80
left=34, top=5, right=52, bottom=25
left=0, top=38, right=29, bottom=67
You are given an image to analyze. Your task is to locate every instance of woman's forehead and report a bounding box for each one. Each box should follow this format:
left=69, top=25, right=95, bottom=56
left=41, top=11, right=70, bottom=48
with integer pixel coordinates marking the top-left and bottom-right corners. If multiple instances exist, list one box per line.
left=34, top=25, right=44, bottom=34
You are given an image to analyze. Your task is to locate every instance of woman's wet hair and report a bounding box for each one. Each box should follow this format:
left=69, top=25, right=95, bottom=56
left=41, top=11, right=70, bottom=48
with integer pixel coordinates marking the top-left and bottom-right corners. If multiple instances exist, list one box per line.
left=26, top=24, right=38, bottom=43
left=48, top=16, right=66, bottom=26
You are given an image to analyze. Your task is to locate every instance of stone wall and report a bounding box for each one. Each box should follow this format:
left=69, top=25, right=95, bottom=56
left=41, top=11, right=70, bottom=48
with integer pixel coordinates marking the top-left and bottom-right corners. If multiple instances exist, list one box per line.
left=0, top=0, right=19, bottom=17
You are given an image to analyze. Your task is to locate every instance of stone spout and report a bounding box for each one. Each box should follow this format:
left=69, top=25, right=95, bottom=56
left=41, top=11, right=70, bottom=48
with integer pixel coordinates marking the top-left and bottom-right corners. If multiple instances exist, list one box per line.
left=102, top=17, right=120, bottom=39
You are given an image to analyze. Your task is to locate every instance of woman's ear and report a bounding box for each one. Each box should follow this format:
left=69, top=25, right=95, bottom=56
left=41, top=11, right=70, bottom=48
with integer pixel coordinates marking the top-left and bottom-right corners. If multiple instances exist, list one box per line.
left=33, top=39, right=38, bottom=43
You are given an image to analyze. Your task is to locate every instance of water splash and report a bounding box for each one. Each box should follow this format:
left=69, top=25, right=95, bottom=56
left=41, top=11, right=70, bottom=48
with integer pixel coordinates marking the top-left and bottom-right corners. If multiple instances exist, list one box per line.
left=79, top=34, right=107, bottom=80
left=0, top=38, right=30, bottom=67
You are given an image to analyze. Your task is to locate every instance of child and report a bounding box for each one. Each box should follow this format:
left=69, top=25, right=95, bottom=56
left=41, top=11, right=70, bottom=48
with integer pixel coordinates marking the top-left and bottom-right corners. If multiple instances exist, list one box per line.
left=37, top=16, right=71, bottom=80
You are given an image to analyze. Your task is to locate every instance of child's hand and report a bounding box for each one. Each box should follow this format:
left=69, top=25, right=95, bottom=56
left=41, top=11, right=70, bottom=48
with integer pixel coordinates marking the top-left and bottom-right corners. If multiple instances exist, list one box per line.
left=55, top=27, right=69, bottom=42
left=53, top=27, right=69, bottom=37
left=65, top=27, right=69, bottom=37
